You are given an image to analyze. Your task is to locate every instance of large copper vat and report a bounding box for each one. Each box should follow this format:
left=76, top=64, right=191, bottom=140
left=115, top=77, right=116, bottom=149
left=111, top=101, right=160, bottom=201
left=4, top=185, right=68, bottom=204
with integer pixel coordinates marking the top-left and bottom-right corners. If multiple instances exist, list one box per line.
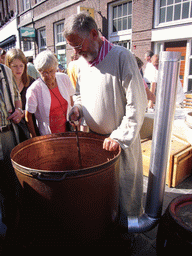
left=11, top=132, right=121, bottom=246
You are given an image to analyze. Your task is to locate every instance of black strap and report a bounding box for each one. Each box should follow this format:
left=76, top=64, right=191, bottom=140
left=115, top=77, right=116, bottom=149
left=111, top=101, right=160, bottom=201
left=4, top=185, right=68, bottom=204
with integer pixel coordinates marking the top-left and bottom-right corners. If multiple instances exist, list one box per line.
left=0, top=75, right=5, bottom=102
left=0, top=64, right=15, bottom=112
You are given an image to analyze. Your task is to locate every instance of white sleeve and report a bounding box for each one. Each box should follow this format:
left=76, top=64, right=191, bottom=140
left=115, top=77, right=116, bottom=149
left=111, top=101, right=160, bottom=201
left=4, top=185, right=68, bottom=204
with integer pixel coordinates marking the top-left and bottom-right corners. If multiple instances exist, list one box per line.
left=176, top=79, right=185, bottom=104
left=25, top=86, right=38, bottom=114
left=110, top=50, right=147, bottom=149
left=65, top=74, right=75, bottom=96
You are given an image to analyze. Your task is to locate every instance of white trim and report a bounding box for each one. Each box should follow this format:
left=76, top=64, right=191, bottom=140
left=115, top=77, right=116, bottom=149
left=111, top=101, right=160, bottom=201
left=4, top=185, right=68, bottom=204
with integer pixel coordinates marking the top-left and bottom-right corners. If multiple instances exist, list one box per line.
left=109, top=31, right=132, bottom=43
left=184, top=40, right=191, bottom=92
left=55, top=42, right=66, bottom=48
left=151, top=23, right=192, bottom=42
left=153, top=39, right=192, bottom=93
left=23, top=49, right=35, bottom=57
left=154, top=0, right=192, bottom=28
left=155, top=19, right=192, bottom=29
left=57, top=49, right=66, bottom=55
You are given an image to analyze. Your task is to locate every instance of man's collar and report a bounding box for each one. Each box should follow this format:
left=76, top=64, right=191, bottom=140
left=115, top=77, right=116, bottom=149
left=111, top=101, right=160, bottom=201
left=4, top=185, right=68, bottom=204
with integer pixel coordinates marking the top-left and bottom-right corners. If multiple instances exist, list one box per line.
left=89, top=37, right=113, bottom=67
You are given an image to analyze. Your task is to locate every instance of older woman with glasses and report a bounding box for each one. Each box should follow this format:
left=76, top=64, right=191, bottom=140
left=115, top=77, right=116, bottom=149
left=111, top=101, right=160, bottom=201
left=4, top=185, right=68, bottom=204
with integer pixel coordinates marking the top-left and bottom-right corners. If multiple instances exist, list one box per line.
left=25, top=50, right=75, bottom=137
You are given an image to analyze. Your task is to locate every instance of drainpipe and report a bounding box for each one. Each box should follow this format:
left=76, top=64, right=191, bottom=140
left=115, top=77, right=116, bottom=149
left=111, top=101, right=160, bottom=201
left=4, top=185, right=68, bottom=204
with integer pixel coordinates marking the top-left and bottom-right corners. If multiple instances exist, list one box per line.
left=15, top=0, right=21, bottom=50
left=122, top=51, right=181, bottom=233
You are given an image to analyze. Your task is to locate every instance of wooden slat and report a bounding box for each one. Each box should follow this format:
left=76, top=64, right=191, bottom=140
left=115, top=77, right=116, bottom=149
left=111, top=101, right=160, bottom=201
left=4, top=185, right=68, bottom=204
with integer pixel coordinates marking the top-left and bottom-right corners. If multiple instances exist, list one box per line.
left=172, top=147, right=192, bottom=187
left=183, top=94, right=192, bottom=109
left=185, top=94, right=192, bottom=98
left=141, top=136, right=191, bottom=187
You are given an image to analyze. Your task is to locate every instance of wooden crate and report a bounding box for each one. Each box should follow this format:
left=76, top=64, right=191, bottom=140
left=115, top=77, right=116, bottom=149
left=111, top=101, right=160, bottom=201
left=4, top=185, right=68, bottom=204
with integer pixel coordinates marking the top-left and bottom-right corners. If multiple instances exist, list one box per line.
left=141, top=136, right=192, bottom=187
left=140, top=116, right=154, bottom=139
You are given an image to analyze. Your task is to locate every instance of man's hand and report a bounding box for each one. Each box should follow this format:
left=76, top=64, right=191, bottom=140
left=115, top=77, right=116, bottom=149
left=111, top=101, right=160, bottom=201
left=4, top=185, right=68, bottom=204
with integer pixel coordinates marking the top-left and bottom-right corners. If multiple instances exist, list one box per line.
left=69, top=106, right=81, bottom=123
left=7, top=109, right=23, bottom=124
left=103, top=137, right=120, bottom=151
left=148, top=100, right=154, bottom=109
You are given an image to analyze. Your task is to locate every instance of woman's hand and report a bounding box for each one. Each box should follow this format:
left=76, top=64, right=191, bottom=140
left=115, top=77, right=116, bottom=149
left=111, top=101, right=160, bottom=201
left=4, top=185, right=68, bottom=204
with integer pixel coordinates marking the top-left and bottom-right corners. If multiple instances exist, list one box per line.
left=7, top=109, right=23, bottom=124
left=25, top=110, right=37, bottom=137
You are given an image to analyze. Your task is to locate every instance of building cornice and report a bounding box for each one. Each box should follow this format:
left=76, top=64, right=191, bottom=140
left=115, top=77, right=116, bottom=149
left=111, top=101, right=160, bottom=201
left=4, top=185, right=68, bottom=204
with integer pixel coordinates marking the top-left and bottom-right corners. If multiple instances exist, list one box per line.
left=33, top=0, right=83, bottom=22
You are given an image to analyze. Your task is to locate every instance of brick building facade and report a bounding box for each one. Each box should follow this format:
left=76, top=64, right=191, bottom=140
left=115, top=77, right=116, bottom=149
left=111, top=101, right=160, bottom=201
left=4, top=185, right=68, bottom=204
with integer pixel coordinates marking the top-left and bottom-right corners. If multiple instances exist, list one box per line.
left=16, top=0, right=110, bottom=67
left=0, top=0, right=192, bottom=92
left=1, top=0, right=155, bottom=68
left=132, top=0, right=154, bottom=58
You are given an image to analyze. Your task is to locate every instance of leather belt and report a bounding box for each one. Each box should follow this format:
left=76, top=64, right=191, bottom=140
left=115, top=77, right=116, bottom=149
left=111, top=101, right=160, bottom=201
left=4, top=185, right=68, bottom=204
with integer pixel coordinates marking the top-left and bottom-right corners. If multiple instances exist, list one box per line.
left=0, top=124, right=12, bottom=133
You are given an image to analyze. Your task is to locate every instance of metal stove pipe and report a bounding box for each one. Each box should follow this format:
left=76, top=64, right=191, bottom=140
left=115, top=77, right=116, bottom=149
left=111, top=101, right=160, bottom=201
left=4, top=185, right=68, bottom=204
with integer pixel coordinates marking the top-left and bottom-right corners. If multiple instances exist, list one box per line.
left=127, top=51, right=181, bottom=233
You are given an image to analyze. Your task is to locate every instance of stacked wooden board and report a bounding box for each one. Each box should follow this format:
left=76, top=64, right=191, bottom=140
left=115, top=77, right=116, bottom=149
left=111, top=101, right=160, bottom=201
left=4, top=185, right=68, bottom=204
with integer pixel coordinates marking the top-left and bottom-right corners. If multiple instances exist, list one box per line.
left=141, top=135, right=192, bottom=187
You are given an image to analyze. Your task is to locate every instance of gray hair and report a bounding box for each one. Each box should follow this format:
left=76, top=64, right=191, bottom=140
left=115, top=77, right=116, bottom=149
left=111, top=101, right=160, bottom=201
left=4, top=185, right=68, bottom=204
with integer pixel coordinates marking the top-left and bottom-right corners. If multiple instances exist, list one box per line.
left=145, top=50, right=154, bottom=58
left=63, top=12, right=98, bottom=38
left=34, top=50, right=58, bottom=71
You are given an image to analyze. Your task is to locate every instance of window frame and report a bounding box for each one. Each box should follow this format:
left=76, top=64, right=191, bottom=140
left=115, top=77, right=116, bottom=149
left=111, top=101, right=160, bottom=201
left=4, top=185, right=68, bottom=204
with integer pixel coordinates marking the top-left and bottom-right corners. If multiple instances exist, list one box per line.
left=38, top=27, right=47, bottom=52
left=108, top=0, right=132, bottom=46
left=23, top=40, right=32, bottom=52
left=54, top=21, right=67, bottom=69
left=112, top=1, right=132, bottom=33
left=187, top=40, right=192, bottom=91
left=154, top=0, right=192, bottom=28
left=22, top=0, right=30, bottom=12
left=54, top=21, right=65, bottom=45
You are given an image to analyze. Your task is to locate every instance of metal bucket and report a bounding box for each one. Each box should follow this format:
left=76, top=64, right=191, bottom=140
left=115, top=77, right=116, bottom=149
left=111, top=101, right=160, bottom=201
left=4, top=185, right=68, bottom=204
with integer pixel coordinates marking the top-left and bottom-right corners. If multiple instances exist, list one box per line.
left=11, top=132, right=121, bottom=246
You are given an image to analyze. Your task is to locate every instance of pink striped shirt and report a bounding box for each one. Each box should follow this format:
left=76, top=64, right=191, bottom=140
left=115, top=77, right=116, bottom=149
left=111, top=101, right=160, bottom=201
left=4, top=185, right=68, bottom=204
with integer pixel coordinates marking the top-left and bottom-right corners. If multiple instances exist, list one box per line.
left=89, top=36, right=113, bottom=67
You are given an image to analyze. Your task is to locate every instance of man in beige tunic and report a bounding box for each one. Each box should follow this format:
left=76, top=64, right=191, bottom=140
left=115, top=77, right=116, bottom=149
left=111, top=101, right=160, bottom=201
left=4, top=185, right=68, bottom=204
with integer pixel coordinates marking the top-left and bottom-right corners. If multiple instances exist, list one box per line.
left=64, top=13, right=147, bottom=222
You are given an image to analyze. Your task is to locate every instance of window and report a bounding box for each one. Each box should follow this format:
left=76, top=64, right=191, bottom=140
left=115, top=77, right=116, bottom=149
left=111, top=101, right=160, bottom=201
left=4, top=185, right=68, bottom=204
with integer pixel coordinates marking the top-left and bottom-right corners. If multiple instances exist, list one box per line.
left=56, top=23, right=64, bottom=44
left=23, top=40, right=32, bottom=51
left=108, top=1, right=132, bottom=48
left=113, top=40, right=131, bottom=50
left=38, top=28, right=46, bottom=52
left=54, top=22, right=67, bottom=69
left=22, top=0, right=30, bottom=11
left=113, top=1, right=132, bottom=32
left=159, top=0, right=192, bottom=24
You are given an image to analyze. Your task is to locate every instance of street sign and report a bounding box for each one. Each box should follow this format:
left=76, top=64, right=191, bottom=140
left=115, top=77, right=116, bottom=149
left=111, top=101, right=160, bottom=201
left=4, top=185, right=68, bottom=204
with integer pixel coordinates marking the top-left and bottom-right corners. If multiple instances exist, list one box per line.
left=20, top=27, right=36, bottom=41
left=78, top=7, right=94, bottom=18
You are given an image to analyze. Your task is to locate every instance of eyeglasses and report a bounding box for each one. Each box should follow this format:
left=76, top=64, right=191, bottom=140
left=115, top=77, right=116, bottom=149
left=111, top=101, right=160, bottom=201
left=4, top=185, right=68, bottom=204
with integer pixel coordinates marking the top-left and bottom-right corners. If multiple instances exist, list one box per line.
left=70, top=38, right=85, bottom=50
left=40, top=69, right=56, bottom=77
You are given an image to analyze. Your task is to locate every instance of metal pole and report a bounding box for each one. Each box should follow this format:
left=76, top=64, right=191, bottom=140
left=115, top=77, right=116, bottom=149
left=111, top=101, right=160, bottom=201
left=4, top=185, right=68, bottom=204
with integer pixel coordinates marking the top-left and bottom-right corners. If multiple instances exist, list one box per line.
left=127, top=51, right=181, bottom=232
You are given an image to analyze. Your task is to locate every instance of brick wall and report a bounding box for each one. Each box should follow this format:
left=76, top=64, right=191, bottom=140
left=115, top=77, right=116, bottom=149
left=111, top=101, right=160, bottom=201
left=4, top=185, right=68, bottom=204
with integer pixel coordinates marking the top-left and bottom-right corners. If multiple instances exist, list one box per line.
left=132, top=0, right=154, bottom=67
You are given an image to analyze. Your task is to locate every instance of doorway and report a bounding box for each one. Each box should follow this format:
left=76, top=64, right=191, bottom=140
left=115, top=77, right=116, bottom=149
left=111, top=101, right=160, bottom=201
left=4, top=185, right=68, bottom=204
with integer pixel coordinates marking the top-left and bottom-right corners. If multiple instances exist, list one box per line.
left=164, top=41, right=187, bottom=86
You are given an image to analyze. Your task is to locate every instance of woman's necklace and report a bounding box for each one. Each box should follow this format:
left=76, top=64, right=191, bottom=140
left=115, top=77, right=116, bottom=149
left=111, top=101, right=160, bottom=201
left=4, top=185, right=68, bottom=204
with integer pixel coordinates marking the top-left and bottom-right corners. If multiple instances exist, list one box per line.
left=47, top=79, right=57, bottom=89
left=40, top=78, right=66, bottom=115
left=16, top=79, right=24, bottom=93
left=49, top=87, right=66, bottom=115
